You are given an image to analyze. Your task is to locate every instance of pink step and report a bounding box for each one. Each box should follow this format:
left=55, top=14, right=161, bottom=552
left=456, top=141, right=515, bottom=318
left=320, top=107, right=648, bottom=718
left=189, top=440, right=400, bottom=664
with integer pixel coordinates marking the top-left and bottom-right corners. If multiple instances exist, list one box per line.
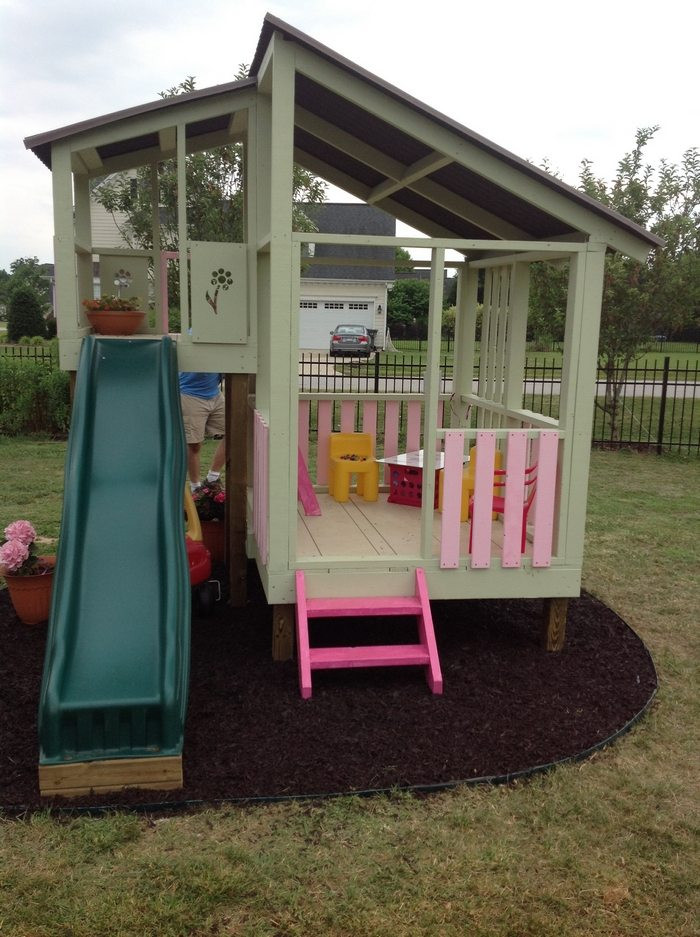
left=295, top=569, right=443, bottom=699
left=305, top=596, right=422, bottom=618
left=309, top=644, right=431, bottom=669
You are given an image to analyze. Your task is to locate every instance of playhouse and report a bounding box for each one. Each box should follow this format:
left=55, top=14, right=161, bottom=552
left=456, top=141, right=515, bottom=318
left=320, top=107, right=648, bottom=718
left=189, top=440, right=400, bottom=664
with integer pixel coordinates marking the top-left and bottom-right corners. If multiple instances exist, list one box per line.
left=24, top=14, right=662, bottom=796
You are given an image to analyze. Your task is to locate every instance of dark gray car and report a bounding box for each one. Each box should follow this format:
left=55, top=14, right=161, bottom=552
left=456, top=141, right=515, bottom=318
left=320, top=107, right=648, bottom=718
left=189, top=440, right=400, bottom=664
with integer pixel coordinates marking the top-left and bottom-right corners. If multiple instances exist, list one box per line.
left=329, top=324, right=372, bottom=358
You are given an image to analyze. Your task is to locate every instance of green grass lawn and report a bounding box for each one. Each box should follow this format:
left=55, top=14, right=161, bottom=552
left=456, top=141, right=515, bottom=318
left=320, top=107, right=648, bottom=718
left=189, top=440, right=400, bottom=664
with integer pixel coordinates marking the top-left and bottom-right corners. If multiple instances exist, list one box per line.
left=0, top=441, right=698, bottom=936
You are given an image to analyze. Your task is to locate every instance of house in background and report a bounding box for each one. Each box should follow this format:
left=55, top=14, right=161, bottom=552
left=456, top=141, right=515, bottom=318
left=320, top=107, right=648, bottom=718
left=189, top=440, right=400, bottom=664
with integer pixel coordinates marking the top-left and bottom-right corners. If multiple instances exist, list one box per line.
left=299, top=202, right=394, bottom=349
left=90, top=178, right=132, bottom=251
left=89, top=182, right=395, bottom=344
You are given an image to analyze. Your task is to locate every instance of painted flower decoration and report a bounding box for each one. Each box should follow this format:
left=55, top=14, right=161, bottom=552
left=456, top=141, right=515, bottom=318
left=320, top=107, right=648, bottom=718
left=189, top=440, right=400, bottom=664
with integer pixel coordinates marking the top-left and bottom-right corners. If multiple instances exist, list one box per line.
left=205, top=268, right=233, bottom=315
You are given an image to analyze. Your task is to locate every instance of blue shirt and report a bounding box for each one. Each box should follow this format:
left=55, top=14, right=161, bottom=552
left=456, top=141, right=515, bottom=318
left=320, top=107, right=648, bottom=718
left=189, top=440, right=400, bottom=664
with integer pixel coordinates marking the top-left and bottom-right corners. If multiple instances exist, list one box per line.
left=178, top=372, right=222, bottom=399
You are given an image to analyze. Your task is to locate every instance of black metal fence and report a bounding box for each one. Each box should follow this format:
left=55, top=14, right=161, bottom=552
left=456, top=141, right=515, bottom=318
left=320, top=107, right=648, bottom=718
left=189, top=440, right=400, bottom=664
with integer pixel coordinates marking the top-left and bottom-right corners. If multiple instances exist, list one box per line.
left=3, top=344, right=697, bottom=454
left=299, top=353, right=699, bottom=455
left=0, top=344, right=55, bottom=367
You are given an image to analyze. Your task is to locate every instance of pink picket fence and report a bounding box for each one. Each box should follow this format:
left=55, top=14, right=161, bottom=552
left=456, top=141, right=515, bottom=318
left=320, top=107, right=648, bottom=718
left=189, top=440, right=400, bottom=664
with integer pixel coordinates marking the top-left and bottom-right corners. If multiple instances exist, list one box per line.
left=298, top=396, right=445, bottom=486
left=439, top=429, right=559, bottom=570
left=253, top=409, right=269, bottom=564
left=295, top=395, right=558, bottom=569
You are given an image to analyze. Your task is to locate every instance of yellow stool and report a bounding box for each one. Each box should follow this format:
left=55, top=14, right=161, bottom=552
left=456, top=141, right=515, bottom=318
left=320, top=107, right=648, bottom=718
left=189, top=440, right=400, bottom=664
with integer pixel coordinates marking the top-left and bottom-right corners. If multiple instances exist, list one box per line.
left=438, top=445, right=502, bottom=521
left=328, top=432, right=379, bottom=503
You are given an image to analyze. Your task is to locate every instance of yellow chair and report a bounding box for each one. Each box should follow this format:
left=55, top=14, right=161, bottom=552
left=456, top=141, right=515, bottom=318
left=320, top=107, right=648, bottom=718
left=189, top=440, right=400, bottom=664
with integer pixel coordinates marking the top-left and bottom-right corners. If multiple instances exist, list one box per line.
left=438, top=445, right=503, bottom=522
left=328, top=432, right=379, bottom=503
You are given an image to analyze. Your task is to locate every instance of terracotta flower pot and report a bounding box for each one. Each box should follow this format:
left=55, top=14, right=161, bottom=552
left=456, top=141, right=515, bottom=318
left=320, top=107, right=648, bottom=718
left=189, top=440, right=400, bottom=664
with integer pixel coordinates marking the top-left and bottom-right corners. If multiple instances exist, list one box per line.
left=200, top=520, right=226, bottom=564
left=86, top=309, right=145, bottom=336
left=5, top=556, right=56, bottom=625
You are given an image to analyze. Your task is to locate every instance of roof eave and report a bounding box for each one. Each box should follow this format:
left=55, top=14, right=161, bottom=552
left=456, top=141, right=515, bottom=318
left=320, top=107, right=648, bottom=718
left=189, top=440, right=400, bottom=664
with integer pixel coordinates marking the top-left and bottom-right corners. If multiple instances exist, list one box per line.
left=251, top=14, right=663, bottom=254
left=24, top=76, right=257, bottom=170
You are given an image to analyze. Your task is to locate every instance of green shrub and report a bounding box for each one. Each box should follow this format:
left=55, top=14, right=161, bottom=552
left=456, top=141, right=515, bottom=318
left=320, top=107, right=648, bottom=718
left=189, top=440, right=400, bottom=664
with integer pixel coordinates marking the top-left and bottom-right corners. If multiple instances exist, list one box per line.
left=7, top=286, right=46, bottom=343
left=0, top=358, right=70, bottom=435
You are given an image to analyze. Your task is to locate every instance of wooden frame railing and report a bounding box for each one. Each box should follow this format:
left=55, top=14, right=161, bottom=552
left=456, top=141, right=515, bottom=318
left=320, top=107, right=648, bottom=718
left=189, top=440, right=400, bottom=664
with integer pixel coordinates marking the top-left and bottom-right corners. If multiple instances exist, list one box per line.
left=253, top=409, right=269, bottom=565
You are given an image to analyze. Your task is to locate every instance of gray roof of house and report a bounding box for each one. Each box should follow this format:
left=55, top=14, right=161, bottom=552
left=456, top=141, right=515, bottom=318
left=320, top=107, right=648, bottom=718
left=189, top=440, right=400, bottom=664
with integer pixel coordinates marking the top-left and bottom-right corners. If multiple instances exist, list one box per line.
left=301, top=203, right=395, bottom=280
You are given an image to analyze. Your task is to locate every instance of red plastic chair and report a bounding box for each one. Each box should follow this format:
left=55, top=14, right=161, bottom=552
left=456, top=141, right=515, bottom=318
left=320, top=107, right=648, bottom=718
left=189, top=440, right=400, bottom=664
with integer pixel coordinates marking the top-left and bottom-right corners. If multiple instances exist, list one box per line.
left=469, top=463, right=538, bottom=554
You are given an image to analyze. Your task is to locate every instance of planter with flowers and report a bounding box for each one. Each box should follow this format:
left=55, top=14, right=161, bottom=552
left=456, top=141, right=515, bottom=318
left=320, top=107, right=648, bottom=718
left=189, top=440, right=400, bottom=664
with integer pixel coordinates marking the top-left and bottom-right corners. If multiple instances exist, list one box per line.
left=82, top=295, right=145, bottom=335
left=0, top=521, right=56, bottom=625
left=192, top=481, right=226, bottom=563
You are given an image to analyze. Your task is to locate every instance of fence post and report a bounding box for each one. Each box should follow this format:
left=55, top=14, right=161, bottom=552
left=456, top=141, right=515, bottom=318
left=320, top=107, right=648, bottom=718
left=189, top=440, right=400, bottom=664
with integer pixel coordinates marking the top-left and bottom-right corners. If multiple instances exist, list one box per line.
left=373, top=351, right=380, bottom=394
left=656, top=356, right=670, bottom=455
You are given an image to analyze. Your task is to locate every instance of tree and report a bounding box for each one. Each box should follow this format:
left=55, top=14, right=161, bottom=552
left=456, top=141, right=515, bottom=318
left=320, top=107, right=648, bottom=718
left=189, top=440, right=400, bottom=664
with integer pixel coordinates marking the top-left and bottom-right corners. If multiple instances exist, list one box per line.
left=529, top=128, right=699, bottom=437
left=93, top=75, right=326, bottom=306
left=394, top=246, right=413, bottom=273
left=7, top=286, right=46, bottom=342
left=579, top=128, right=699, bottom=437
left=387, top=279, right=431, bottom=337
left=527, top=261, right=568, bottom=346
left=0, top=257, right=52, bottom=317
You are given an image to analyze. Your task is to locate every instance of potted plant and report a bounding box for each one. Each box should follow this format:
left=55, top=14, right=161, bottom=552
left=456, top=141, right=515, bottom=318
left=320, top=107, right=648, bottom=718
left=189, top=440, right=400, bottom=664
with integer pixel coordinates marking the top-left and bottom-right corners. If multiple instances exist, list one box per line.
left=192, top=481, right=226, bottom=563
left=0, top=520, right=56, bottom=625
left=82, top=295, right=145, bottom=335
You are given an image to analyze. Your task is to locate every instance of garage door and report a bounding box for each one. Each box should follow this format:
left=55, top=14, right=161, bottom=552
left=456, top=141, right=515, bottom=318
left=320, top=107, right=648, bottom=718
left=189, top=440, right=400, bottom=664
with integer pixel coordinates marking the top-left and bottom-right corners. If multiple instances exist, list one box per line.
left=299, top=300, right=374, bottom=349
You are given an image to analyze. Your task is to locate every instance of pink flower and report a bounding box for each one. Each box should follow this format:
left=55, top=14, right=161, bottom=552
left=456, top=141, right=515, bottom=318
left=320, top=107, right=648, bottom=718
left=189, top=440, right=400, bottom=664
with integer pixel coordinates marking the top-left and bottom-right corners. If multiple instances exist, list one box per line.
left=0, top=538, right=30, bottom=573
left=4, top=520, right=36, bottom=546
left=214, top=492, right=225, bottom=503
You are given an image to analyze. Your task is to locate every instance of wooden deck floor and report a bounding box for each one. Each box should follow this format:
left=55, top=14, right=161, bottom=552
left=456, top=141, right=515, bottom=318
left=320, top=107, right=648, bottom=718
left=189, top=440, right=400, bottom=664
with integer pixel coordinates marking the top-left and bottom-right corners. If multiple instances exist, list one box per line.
left=297, top=492, right=518, bottom=560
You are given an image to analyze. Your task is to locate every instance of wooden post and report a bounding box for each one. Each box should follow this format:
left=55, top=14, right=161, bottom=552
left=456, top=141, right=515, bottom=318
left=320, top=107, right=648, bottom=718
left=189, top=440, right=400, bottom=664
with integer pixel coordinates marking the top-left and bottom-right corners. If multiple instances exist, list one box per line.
left=543, top=597, right=568, bottom=651
left=226, top=373, right=249, bottom=607
left=272, top=604, right=295, bottom=661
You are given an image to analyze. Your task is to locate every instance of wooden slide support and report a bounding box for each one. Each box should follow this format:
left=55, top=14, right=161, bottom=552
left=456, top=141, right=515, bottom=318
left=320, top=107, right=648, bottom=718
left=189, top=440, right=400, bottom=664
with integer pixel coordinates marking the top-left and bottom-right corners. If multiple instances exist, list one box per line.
left=39, top=756, right=182, bottom=798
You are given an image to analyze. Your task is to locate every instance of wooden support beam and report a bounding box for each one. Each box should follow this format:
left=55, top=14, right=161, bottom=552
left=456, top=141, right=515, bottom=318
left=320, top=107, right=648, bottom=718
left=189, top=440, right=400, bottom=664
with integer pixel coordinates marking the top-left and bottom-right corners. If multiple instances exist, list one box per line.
left=366, top=151, right=451, bottom=205
left=272, top=604, right=295, bottom=661
left=38, top=756, right=182, bottom=798
left=543, top=597, right=568, bottom=651
left=158, top=127, right=176, bottom=152
left=226, top=373, right=249, bottom=607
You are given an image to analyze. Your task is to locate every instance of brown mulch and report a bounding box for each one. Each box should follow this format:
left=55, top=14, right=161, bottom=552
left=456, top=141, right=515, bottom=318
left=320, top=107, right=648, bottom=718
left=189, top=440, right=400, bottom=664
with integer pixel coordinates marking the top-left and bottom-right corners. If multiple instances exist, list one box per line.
left=0, top=563, right=657, bottom=813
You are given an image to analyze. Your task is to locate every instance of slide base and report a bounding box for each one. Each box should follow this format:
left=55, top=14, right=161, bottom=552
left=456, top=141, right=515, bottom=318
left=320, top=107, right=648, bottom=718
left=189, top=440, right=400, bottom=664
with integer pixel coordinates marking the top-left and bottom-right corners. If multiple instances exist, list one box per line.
left=38, top=755, right=183, bottom=799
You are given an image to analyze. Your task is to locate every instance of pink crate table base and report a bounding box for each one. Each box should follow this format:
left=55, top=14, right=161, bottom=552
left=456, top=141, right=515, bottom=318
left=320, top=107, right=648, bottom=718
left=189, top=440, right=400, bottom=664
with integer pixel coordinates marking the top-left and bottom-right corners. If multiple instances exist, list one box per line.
left=377, top=450, right=445, bottom=507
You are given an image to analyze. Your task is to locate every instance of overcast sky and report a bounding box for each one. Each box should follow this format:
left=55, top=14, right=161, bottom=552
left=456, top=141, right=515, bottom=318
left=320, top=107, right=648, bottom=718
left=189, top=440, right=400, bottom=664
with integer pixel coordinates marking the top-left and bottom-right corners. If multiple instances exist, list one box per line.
left=0, top=0, right=697, bottom=271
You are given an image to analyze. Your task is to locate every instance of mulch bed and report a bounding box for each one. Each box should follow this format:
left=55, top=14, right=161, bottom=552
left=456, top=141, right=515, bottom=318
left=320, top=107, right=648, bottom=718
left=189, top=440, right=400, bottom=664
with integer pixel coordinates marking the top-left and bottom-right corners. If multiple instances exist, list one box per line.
left=0, top=563, right=657, bottom=813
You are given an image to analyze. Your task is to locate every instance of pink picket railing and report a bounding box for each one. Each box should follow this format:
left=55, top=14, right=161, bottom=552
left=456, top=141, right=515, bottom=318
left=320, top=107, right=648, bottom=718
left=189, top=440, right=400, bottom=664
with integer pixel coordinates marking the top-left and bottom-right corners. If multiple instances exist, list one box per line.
left=439, top=429, right=559, bottom=570
left=298, top=396, right=446, bottom=486
left=253, top=409, right=269, bottom=565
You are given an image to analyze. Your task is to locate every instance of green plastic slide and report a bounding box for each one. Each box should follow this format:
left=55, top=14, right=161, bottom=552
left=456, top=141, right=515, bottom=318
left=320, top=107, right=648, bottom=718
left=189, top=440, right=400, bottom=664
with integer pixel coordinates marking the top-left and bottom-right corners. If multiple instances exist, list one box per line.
left=38, top=336, right=191, bottom=767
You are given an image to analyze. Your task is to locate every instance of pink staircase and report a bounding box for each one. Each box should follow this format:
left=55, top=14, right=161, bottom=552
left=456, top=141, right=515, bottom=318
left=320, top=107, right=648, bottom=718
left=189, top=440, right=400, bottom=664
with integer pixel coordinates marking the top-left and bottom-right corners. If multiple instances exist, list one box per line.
left=295, top=569, right=443, bottom=699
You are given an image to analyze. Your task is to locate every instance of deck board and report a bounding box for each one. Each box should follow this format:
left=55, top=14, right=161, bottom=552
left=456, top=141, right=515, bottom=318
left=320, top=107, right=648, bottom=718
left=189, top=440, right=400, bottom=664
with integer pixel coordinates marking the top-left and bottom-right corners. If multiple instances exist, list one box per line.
left=297, top=493, right=508, bottom=560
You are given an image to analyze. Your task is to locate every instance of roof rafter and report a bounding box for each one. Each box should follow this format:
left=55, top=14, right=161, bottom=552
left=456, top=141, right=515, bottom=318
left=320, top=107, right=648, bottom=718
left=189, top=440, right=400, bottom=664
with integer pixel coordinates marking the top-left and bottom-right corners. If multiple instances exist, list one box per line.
left=292, top=45, right=655, bottom=260
left=295, top=106, right=527, bottom=240
left=293, top=145, right=462, bottom=240
left=366, top=151, right=451, bottom=205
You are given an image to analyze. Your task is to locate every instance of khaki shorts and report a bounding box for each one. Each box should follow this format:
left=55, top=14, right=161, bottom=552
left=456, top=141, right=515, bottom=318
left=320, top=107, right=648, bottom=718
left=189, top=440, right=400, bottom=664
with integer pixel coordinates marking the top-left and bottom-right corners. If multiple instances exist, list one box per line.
left=181, top=392, right=225, bottom=444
